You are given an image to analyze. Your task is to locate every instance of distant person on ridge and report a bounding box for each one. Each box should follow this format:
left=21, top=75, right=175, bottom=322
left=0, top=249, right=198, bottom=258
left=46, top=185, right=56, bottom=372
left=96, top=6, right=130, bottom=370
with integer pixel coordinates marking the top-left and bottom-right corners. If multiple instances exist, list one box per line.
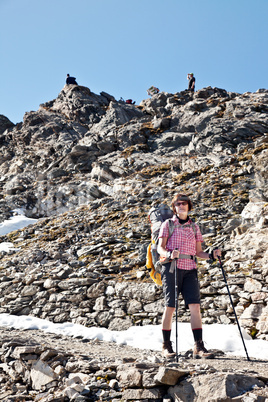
left=187, top=73, right=195, bottom=92
left=125, top=99, right=136, bottom=105
left=147, top=86, right=160, bottom=96
left=66, top=74, right=78, bottom=85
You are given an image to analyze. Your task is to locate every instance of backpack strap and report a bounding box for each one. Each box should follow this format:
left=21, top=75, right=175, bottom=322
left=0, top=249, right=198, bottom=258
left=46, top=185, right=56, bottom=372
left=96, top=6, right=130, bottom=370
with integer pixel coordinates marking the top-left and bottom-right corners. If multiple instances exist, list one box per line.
left=169, top=254, right=197, bottom=273
left=167, top=219, right=175, bottom=239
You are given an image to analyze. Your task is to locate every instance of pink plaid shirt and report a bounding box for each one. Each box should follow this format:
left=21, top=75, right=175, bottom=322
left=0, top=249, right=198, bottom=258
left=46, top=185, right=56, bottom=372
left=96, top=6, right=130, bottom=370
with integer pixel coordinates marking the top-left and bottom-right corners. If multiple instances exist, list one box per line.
left=159, top=215, right=203, bottom=270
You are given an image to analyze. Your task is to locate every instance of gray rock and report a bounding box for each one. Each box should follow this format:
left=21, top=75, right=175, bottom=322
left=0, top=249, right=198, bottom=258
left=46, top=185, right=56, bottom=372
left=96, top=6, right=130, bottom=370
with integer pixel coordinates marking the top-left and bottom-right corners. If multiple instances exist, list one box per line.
left=169, top=373, right=265, bottom=401
left=31, top=359, right=57, bottom=390
left=0, top=114, right=14, bottom=134
left=154, top=366, right=188, bottom=385
left=117, top=366, right=142, bottom=387
left=122, top=387, right=164, bottom=400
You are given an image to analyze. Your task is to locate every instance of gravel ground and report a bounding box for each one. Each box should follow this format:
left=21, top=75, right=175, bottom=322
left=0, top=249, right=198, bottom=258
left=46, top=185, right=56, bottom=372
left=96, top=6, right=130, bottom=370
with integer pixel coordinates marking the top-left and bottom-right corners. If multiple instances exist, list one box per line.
left=0, top=327, right=267, bottom=399
left=1, top=327, right=267, bottom=376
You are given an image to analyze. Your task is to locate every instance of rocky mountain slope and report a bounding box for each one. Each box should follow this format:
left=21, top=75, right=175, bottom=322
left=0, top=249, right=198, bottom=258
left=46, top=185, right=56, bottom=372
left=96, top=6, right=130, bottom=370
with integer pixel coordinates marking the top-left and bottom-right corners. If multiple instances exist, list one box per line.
left=0, top=85, right=267, bottom=400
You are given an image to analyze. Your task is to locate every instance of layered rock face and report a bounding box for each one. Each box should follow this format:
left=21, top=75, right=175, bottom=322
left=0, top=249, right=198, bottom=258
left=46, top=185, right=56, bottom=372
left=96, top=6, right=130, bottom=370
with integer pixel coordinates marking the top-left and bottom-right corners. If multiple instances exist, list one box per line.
left=0, top=85, right=267, bottom=400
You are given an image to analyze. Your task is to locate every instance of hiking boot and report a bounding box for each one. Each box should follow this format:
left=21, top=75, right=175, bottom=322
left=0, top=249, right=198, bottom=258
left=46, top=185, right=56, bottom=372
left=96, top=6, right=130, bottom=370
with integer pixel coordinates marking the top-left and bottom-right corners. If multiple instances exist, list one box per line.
left=193, top=340, right=214, bottom=359
left=162, top=341, right=176, bottom=358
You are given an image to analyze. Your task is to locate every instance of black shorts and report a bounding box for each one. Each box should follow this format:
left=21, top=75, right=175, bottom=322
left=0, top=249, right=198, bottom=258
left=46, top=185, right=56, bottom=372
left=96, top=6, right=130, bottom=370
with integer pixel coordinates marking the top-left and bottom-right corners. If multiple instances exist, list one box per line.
left=161, top=262, right=200, bottom=308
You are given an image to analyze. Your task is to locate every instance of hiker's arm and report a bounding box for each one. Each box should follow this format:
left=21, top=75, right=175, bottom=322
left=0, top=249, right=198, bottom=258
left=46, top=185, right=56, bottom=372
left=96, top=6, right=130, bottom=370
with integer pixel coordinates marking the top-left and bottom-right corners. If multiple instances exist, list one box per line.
left=196, top=242, right=221, bottom=260
left=157, top=237, right=168, bottom=258
left=196, top=242, right=209, bottom=259
left=158, top=237, right=179, bottom=259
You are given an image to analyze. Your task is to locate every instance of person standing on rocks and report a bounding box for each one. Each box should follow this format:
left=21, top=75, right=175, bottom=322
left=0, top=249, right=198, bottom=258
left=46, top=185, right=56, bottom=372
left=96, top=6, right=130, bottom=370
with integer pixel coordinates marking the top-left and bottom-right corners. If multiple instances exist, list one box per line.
left=187, top=73, right=195, bottom=91
left=147, top=86, right=160, bottom=96
left=158, top=193, right=221, bottom=358
left=66, top=74, right=78, bottom=85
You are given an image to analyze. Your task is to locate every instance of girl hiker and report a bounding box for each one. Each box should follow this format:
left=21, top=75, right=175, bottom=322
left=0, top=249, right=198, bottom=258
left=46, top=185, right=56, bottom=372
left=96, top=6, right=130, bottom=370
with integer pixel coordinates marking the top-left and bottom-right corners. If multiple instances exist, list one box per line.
left=157, top=193, right=221, bottom=358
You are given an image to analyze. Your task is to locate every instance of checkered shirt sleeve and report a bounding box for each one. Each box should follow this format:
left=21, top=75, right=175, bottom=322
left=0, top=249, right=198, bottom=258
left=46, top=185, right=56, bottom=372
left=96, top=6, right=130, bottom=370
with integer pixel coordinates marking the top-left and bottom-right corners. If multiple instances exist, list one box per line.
left=159, top=216, right=203, bottom=270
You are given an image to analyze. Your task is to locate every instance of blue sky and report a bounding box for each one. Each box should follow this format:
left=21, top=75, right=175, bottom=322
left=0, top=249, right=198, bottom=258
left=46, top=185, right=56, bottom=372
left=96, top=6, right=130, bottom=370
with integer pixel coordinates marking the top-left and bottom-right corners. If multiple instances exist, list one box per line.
left=0, top=0, right=267, bottom=124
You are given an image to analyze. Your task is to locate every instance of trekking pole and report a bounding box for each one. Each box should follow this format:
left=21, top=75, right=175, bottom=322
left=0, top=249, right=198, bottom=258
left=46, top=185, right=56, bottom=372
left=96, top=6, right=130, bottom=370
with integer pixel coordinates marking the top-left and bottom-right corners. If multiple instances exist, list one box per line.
left=174, top=252, right=178, bottom=362
left=218, top=256, right=250, bottom=361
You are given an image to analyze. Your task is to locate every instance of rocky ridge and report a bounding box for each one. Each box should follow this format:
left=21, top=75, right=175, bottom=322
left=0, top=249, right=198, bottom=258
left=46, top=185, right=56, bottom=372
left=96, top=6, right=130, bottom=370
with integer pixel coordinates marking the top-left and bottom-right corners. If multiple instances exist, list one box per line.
left=0, top=85, right=267, bottom=400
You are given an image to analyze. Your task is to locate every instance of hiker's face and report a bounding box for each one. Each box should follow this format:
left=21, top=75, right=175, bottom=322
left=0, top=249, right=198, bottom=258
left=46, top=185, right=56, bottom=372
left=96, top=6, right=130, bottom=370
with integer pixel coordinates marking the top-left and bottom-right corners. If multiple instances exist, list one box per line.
left=174, top=201, right=189, bottom=217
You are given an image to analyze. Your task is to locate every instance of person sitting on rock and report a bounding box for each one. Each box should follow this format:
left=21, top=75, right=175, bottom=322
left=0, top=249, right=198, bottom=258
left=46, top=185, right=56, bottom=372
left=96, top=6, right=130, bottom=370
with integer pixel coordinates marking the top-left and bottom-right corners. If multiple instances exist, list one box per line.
left=66, top=74, right=78, bottom=85
left=187, top=73, right=195, bottom=92
left=125, top=99, right=136, bottom=105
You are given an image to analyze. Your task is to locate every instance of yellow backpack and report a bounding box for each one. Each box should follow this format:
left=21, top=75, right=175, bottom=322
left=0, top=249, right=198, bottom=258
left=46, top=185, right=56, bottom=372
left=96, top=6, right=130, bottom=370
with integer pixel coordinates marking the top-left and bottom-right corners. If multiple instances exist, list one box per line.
left=146, top=241, right=162, bottom=286
left=146, top=204, right=174, bottom=286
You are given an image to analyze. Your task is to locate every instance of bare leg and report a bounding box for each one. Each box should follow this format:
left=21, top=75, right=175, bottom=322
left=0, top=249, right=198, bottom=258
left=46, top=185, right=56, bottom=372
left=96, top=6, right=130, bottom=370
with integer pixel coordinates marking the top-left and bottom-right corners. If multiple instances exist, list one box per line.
left=162, top=306, right=175, bottom=330
left=189, top=303, right=202, bottom=329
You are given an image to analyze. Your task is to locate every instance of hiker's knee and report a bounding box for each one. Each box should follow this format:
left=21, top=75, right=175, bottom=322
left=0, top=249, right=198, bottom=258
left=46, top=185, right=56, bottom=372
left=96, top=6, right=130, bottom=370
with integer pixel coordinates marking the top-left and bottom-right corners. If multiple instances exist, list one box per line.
left=164, top=306, right=175, bottom=317
left=189, top=303, right=201, bottom=315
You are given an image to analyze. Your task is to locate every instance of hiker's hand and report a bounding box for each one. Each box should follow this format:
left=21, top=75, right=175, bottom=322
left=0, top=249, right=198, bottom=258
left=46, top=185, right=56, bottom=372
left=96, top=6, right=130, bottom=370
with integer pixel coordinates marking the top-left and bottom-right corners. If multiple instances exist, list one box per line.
left=213, top=249, right=221, bottom=259
left=172, top=249, right=180, bottom=259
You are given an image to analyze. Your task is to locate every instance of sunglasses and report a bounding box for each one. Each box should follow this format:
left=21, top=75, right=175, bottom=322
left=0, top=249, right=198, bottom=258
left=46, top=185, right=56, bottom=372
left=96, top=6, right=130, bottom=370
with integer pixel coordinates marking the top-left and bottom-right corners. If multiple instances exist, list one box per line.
left=175, top=201, right=188, bottom=206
